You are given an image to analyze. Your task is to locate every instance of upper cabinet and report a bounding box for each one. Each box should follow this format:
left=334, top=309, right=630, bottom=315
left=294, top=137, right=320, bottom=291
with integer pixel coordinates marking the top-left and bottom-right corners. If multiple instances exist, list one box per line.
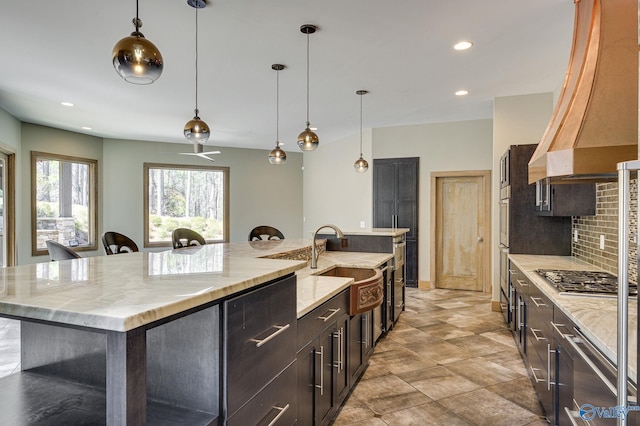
left=528, top=0, right=638, bottom=184
left=534, top=179, right=595, bottom=217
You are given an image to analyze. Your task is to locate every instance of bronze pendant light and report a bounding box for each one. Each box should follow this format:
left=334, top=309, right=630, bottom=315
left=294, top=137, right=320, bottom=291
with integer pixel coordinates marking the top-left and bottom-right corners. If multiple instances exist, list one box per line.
left=297, top=24, right=319, bottom=152
left=269, top=64, right=287, bottom=165
left=183, top=1, right=210, bottom=145
left=354, top=90, right=369, bottom=173
left=112, top=0, right=163, bottom=84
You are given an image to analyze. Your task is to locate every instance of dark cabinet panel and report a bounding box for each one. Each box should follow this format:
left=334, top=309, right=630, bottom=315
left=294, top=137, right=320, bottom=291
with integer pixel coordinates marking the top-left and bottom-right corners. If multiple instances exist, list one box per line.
left=373, top=157, right=419, bottom=287
left=535, top=178, right=596, bottom=216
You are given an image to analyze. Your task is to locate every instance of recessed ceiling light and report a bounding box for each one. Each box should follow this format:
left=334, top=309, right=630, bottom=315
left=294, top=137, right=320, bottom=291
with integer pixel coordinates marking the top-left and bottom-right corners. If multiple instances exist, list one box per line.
left=61, top=102, right=74, bottom=107
left=453, top=41, right=473, bottom=51
left=455, top=90, right=469, bottom=96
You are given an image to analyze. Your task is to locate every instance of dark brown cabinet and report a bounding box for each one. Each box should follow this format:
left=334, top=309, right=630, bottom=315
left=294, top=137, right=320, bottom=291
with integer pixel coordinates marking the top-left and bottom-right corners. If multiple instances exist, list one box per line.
left=348, top=310, right=374, bottom=386
left=535, top=178, right=595, bottom=216
left=373, top=157, right=419, bottom=287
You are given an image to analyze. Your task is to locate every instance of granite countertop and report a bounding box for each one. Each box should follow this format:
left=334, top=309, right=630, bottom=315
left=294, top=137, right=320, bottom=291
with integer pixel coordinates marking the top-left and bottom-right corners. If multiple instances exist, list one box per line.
left=0, top=239, right=393, bottom=332
left=509, top=254, right=637, bottom=382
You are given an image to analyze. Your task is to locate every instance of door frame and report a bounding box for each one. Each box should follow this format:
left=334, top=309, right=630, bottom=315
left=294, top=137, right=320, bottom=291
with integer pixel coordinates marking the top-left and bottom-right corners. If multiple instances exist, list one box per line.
left=429, top=170, right=491, bottom=292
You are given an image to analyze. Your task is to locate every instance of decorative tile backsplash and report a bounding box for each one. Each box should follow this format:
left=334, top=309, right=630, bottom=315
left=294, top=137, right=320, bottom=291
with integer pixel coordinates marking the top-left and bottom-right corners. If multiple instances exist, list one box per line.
left=572, top=179, right=637, bottom=284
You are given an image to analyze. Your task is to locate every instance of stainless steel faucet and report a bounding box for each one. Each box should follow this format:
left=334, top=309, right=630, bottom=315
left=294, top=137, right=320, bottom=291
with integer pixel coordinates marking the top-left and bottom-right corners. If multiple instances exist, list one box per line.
left=311, top=224, right=345, bottom=269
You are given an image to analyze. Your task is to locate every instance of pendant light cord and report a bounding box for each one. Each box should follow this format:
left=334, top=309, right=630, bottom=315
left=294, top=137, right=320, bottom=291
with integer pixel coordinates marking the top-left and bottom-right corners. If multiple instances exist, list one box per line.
left=359, top=93, right=363, bottom=156
left=194, top=6, right=200, bottom=116
left=276, top=67, right=280, bottom=143
left=134, top=0, right=140, bottom=32
left=305, top=32, right=310, bottom=126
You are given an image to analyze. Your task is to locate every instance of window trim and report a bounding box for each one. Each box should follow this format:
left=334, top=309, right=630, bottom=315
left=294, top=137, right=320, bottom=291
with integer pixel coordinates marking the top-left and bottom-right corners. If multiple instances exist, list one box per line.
left=31, top=151, right=98, bottom=257
left=143, top=162, right=230, bottom=248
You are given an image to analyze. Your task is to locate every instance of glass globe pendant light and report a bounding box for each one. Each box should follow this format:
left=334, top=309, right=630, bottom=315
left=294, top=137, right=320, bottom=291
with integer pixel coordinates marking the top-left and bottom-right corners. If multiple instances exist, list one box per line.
left=183, top=1, right=210, bottom=144
left=354, top=90, right=369, bottom=173
left=297, top=24, right=319, bottom=151
left=269, top=64, right=287, bottom=165
left=112, top=0, right=163, bottom=84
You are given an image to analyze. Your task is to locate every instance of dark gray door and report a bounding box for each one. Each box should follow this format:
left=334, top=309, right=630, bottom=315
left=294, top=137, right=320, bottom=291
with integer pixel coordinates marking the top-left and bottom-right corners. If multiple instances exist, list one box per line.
left=373, top=157, right=419, bottom=287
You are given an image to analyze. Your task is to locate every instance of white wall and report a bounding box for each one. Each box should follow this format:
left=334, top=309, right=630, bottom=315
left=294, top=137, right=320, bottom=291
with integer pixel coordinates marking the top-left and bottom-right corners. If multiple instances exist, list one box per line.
left=302, top=130, right=373, bottom=237
left=103, top=138, right=304, bottom=246
left=492, top=93, right=554, bottom=301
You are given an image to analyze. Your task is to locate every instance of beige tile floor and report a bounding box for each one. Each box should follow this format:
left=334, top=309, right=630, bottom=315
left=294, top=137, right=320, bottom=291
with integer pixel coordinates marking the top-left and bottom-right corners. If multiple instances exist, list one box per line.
left=0, top=287, right=547, bottom=425
left=332, top=287, right=549, bottom=426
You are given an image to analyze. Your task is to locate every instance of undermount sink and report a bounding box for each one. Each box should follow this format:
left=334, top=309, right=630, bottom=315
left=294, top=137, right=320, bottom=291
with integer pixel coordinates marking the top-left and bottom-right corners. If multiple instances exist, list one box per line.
left=317, top=267, right=384, bottom=315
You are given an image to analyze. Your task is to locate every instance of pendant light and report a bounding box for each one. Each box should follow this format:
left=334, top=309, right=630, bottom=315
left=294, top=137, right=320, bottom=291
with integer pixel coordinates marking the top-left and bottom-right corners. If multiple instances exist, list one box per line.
left=269, top=64, right=287, bottom=165
left=112, top=0, right=163, bottom=84
left=354, top=90, right=369, bottom=173
left=297, top=24, right=319, bottom=152
left=183, top=0, right=210, bottom=144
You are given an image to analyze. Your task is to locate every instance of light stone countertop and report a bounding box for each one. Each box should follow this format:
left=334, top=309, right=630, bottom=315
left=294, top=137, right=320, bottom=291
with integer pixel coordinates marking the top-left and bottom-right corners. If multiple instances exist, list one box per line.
left=332, top=228, right=410, bottom=237
left=0, top=244, right=307, bottom=332
left=509, top=254, right=637, bottom=382
left=0, top=239, right=393, bottom=331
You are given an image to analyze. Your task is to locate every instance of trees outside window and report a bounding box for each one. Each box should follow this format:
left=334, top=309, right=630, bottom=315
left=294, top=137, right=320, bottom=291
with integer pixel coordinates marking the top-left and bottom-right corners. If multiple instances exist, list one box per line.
left=144, top=163, right=229, bottom=247
left=32, top=152, right=97, bottom=256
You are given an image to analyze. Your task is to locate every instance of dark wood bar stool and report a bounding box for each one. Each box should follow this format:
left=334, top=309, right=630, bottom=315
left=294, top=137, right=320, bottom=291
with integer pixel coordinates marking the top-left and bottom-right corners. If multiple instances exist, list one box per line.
left=102, top=232, right=139, bottom=255
left=248, top=226, right=285, bottom=241
left=172, top=228, right=206, bottom=249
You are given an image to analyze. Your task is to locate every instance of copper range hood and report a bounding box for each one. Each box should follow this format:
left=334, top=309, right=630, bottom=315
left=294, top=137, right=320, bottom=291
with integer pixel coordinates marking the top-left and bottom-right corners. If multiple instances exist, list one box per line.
left=528, top=0, right=638, bottom=184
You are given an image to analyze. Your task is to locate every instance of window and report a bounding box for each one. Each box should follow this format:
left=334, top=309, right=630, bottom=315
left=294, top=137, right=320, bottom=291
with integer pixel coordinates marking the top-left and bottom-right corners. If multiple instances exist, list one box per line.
left=144, top=163, right=229, bottom=247
left=32, top=152, right=97, bottom=256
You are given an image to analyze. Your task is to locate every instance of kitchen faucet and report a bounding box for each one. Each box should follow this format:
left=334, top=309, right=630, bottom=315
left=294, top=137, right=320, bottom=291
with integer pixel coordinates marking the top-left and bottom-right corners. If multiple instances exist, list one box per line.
left=311, top=224, right=346, bottom=269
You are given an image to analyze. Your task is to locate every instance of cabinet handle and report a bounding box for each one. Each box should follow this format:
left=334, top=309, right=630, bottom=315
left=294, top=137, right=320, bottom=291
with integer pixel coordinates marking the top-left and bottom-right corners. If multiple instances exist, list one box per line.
left=250, top=324, right=290, bottom=348
left=340, top=327, right=344, bottom=371
left=530, top=328, right=547, bottom=342
left=333, top=328, right=344, bottom=371
left=551, top=322, right=573, bottom=340
left=547, top=344, right=556, bottom=391
left=518, top=299, right=524, bottom=329
left=530, top=296, right=546, bottom=307
left=510, top=287, right=515, bottom=312
left=563, top=406, right=580, bottom=426
left=267, top=404, right=290, bottom=426
left=516, top=279, right=528, bottom=287
left=318, top=308, right=340, bottom=322
left=363, top=315, right=369, bottom=348
left=567, top=336, right=617, bottom=397
left=530, top=366, right=546, bottom=383
left=315, top=346, right=324, bottom=396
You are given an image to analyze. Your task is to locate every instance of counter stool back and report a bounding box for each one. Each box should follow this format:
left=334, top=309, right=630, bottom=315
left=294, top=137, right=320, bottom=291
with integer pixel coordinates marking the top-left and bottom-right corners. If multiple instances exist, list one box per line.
left=172, top=228, right=206, bottom=249
left=45, top=240, right=81, bottom=261
left=102, top=231, right=139, bottom=255
left=248, top=226, right=284, bottom=241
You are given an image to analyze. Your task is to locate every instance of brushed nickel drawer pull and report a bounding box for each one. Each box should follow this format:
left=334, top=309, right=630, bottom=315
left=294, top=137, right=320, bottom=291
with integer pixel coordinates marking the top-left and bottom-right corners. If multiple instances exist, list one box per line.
left=318, top=308, right=340, bottom=322
left=530, top=296, right=546, bottom=307
left=250, top=324, right=290, bottom=348
left=530, top=328, right=547, bottom=342
left=316, top=346, right=324, bottom=395
left=267, top=404, right=290, bottom=426
left=551, top=322, right=573, bottom=339
left=530, top=366, right=546, bottom=383
left=563, top=406, right=580, bottom=426
left=517, top=279, right=528, bottom=287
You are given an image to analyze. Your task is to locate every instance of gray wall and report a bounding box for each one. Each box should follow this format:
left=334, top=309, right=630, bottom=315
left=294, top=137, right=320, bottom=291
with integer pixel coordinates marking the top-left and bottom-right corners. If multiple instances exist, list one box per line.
left=103, top=138, right=304, bottom=247
left=20, top=123, right=104, bottom=264
left=303, top=118, right=494, bottom=284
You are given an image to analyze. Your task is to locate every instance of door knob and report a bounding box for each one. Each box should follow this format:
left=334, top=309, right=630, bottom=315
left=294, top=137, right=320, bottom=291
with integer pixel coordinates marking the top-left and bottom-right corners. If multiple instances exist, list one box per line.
left=477, top=237, right=483, bottom=243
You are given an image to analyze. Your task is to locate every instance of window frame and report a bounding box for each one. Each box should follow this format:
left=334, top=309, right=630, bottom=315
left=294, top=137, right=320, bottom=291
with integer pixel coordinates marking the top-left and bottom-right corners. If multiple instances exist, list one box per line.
left=31, top=151, right=98, bottom=257
left=143, top=162, right=230, bottom=248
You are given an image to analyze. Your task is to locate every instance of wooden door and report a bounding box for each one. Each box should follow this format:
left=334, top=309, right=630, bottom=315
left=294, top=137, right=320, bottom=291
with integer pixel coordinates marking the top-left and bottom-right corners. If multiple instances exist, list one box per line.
left=431, top=171, right=491, bottom=292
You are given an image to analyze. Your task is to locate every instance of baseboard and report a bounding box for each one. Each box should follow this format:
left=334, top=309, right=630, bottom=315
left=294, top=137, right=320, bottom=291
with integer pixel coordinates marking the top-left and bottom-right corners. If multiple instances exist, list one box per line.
left=491, top=300, right=502, bottom=312
left=418, top=280, right=433, bottom=289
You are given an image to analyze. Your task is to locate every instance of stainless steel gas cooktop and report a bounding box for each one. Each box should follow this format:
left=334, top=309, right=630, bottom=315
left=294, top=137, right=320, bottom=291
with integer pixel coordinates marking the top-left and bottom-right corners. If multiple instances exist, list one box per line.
left=535, top=269, right=638, bottom=296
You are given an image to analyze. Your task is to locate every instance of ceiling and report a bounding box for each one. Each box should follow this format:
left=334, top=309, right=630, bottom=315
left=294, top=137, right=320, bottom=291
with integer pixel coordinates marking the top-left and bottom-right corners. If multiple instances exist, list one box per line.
left=0, top=0, right=574, bottom=151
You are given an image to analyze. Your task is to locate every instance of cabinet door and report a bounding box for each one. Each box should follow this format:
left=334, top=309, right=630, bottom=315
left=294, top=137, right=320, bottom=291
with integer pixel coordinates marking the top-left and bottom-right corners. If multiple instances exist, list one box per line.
left=348, top=313, right=364, bottom=385
left=296, top=341, right=316, bottom=426
left=317, top=326, right=336, bottom=425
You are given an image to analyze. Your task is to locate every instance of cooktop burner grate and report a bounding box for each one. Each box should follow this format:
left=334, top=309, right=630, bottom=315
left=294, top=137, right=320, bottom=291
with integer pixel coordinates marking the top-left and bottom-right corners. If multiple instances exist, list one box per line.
left=535, top=269, right=638, bottom=295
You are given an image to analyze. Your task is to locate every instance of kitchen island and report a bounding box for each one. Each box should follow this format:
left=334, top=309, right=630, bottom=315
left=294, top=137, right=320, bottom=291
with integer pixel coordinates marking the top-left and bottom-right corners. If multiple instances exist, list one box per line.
left=0, top=239, right=392, bottom=425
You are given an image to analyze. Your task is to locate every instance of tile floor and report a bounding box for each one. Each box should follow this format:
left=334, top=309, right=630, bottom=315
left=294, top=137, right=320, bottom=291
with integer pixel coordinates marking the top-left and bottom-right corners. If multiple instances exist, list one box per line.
left=0, top=287, right=547, bottom=425
left=333, top=287, right=548, bottom=426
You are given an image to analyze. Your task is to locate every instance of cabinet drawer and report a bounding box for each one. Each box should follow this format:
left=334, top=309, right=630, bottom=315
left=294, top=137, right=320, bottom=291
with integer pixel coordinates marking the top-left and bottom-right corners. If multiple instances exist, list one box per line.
left=226, top=276, right=297, bottom=416
left=297, top=289, right=348, bottom=350
left=227, top=360, right=297, bottom=426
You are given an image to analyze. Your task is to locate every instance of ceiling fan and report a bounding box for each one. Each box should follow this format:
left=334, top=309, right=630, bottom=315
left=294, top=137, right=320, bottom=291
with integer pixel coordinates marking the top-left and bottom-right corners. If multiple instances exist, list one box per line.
left=177, top=143, right=221, bottom=162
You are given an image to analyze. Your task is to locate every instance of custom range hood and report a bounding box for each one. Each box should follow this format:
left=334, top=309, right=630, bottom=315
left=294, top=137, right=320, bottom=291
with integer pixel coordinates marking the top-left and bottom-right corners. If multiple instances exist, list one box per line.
left=528, top=0, right=638, bottom=184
